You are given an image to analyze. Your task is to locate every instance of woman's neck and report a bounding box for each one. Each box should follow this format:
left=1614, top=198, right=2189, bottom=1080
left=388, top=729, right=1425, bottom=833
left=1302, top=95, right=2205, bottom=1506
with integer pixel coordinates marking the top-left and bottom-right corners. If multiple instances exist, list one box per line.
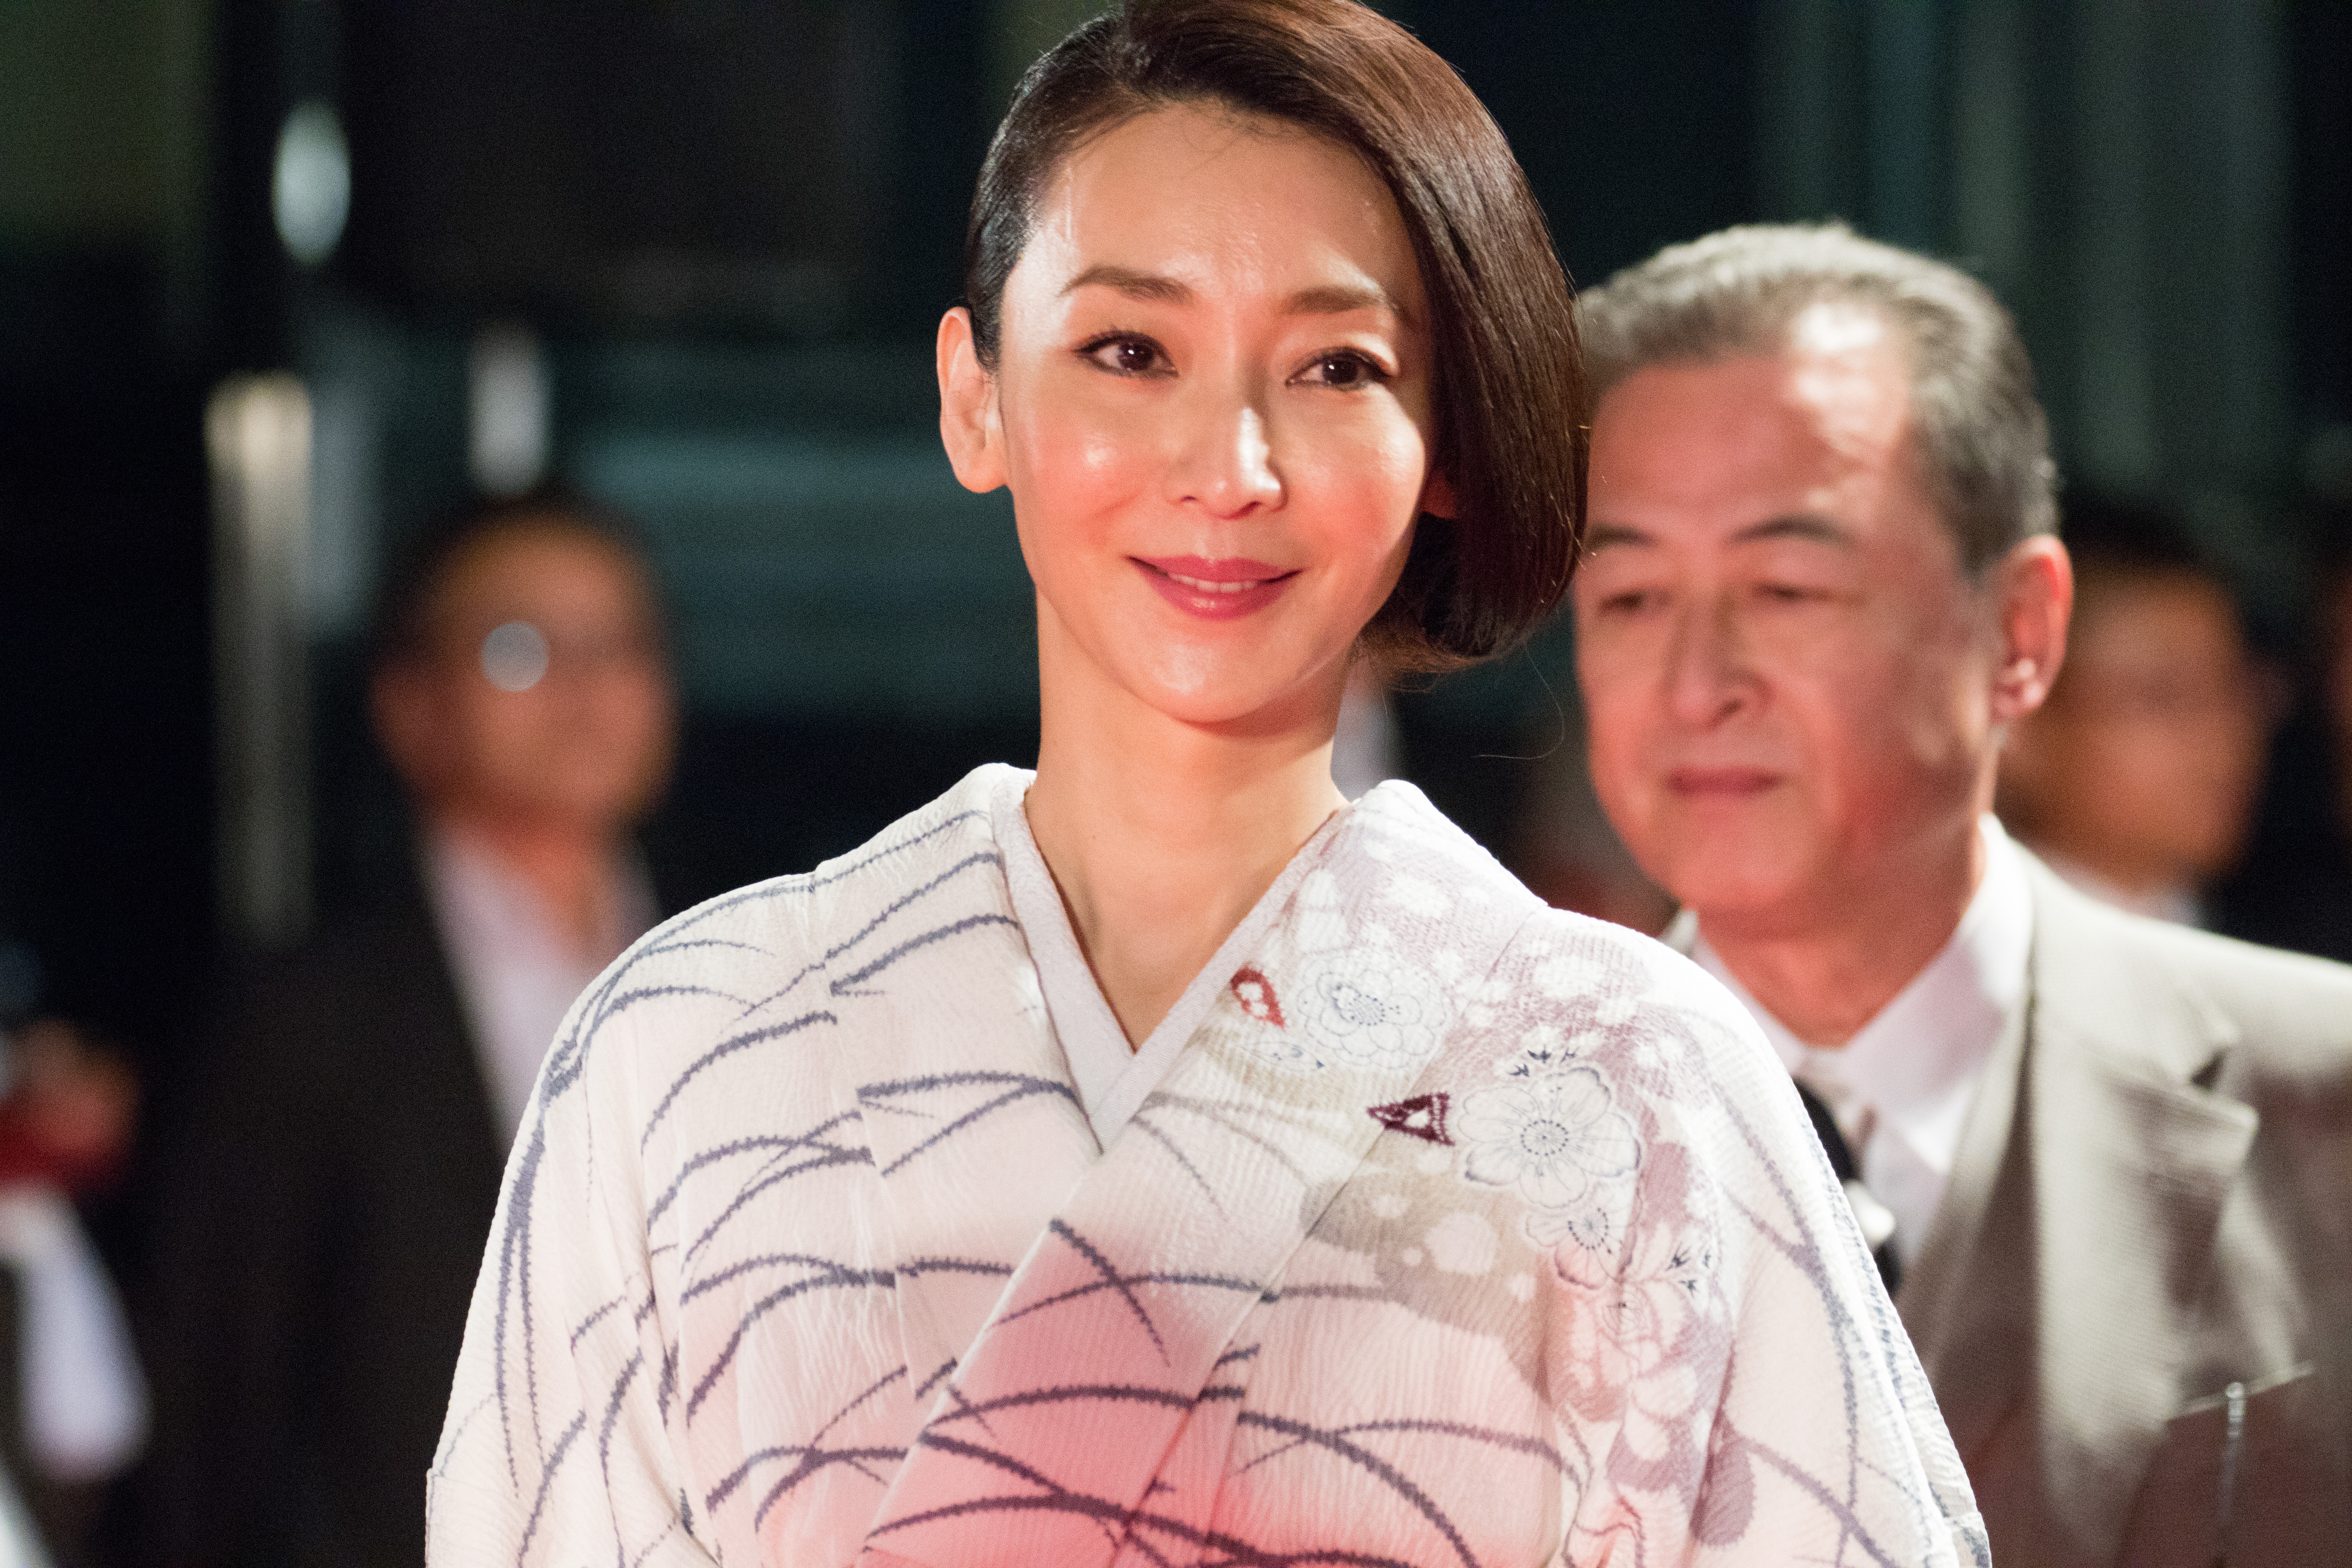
left=1024, top=645, right=1348, bottom=1049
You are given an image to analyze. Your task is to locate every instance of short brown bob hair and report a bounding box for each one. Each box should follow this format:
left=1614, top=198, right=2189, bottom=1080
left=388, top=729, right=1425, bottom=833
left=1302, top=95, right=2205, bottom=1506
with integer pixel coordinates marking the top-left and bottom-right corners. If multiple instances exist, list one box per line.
left=963, top=0, right=1585, bottom=670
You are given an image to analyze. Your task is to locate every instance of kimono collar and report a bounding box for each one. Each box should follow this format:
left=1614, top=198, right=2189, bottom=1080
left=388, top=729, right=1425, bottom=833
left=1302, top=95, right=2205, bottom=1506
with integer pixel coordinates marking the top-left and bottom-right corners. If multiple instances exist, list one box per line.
left=990, top=776, right=1361, bottom=1147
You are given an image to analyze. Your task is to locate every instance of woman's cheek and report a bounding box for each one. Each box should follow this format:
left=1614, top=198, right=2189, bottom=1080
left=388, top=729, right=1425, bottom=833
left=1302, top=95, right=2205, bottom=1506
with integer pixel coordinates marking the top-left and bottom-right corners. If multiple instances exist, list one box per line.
left=1303, top=440, right=1424, bottom=576
left=1016, top=405, right=1145, bottom=526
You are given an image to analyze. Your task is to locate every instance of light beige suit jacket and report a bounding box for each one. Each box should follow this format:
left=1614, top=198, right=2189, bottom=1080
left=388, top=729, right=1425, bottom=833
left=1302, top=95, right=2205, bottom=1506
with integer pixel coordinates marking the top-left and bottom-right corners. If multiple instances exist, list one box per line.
left=1671, top=854, right=2352, bottom=1566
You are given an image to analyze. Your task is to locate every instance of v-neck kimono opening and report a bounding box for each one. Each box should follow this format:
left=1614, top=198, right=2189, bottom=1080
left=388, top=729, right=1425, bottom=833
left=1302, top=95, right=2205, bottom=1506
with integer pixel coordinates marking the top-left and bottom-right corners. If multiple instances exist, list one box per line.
left=990, top=773, right=1357, bottom=1149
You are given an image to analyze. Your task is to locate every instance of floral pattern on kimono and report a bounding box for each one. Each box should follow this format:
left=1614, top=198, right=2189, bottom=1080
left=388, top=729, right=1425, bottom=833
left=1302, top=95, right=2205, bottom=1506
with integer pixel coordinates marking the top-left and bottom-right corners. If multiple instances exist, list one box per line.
left=427, top=764, right=1986, bottom=1568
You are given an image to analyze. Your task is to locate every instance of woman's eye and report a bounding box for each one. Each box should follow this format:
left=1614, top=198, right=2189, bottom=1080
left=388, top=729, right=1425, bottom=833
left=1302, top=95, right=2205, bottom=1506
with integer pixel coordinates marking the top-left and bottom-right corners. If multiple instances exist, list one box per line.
left=1297, top=350, right=1387, bottom=389
left=1082, top=335, right=1168, bottom=377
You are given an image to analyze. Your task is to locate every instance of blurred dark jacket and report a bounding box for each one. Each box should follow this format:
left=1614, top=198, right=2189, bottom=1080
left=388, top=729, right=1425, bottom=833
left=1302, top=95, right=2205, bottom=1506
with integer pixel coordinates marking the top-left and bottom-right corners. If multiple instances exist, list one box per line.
left=1674, top=854, right=2352, bottom=1567
left=144, top=859, right=511, bottom=1568
left=2214, top=714, right=2352, bottom=965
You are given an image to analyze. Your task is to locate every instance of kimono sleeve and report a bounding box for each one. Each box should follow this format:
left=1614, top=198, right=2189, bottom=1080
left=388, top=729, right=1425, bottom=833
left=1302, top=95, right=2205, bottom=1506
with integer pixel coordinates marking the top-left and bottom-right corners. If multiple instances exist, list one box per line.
left=426, top=973, right=715, bottom=1568
left=1504, top=939, right=1986, bottom=1566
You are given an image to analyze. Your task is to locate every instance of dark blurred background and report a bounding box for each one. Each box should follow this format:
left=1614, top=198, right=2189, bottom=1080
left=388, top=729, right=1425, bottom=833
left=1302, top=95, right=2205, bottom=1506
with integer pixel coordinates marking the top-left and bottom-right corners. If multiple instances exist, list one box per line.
left=0, top=1, right=2346, bottom=1551
left=7, top=0, right=2337, bottom=1056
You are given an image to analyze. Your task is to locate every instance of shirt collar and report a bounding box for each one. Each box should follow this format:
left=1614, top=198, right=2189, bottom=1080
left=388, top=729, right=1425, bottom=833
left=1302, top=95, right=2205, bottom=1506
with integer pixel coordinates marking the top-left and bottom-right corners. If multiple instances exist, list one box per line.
left=422, top=822, right=656, bottom=971
left=1691, top=815, right=2034, bottom=1172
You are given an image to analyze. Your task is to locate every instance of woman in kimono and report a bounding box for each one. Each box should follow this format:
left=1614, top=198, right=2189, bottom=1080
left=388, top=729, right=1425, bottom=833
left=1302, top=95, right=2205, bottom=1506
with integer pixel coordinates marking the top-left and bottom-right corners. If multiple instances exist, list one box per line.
left=429, top=2, right=1984, bottom=1563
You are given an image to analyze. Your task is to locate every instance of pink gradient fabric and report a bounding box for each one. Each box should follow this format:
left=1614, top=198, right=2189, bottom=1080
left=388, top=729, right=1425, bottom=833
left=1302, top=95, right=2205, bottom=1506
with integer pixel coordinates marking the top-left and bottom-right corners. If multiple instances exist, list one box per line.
left=428, top=765, right=1984, bottom=1566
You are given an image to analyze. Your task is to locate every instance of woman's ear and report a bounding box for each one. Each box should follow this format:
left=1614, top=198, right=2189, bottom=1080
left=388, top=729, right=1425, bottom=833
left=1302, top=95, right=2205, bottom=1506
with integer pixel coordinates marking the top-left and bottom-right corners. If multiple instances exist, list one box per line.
left=1419, top=466, right=1457, bottom=519
left=937, top=307, right=1007, bottom=495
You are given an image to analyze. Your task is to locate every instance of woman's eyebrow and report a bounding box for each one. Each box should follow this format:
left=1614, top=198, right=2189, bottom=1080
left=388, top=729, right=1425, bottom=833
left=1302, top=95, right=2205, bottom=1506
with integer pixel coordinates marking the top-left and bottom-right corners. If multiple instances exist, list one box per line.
left=1062, top=263, right=1191, bottom=302
left=1286, top=283, right=1399, bottom=319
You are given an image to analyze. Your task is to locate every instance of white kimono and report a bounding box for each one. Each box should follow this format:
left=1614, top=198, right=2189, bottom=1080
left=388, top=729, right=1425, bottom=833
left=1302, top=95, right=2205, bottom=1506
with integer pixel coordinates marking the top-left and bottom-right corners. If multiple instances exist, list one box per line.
left=428, top=764, right=1985, bottom=1567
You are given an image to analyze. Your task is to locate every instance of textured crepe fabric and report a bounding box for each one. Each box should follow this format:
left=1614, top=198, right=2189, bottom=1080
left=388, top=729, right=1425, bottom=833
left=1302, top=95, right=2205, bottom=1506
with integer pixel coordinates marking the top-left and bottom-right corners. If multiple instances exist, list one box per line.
left=428, top=765, right=1985, bottom=1567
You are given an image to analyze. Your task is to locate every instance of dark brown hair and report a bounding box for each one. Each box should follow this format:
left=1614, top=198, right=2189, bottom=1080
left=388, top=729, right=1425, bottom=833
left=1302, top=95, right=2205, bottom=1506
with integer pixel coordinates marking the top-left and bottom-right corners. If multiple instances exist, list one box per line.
left=963, top=0, right=1585, bottom=670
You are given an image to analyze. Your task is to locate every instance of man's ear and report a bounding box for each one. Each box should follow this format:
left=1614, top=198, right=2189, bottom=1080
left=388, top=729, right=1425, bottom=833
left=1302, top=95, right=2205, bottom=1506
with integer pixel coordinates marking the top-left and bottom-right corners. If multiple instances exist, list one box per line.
left=937, top=307, right=1007, bottom=495
left=1988, top=535, right=2072, bottom=724
left=1419, top=466, right=1457, bottom=520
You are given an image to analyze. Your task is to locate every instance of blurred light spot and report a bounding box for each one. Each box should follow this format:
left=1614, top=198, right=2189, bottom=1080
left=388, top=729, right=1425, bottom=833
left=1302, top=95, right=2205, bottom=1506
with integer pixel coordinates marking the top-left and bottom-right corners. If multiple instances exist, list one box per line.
left=470, top=324, right=551, bottom=495
left=483, top=622, right=550, bottom=692
left=206, top=374, right=315, bottom=944
left=273, top=101, right=351, bottom=267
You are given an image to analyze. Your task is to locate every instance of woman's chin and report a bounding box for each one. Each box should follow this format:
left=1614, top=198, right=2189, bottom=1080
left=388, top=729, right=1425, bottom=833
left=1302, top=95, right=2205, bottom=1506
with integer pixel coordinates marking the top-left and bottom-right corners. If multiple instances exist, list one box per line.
left=1044, top=609, right=1350, bottom=737
left=1120, top=665, right=1339, bottom=737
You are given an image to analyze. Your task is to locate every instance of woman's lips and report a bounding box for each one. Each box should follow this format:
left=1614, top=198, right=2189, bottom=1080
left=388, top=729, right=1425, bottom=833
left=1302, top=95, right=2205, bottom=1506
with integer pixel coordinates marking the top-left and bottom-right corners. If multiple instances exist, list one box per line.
left=1132, top=555, right=1299, bottom=621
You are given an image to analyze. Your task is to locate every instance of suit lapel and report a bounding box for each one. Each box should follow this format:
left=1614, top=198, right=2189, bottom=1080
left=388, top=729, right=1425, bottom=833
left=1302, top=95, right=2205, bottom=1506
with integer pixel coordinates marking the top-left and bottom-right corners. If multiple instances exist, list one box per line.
left=392, top=848, right=515, bottom=1180
left=1895, top=988, right=2031, bottom=1463
left=2012, top=862, right=2256, bottom=1566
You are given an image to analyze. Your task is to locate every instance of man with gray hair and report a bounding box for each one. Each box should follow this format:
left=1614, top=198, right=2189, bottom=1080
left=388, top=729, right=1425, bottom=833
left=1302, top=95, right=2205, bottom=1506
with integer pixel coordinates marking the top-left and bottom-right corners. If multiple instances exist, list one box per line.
left=1572, top=223, right=2352, bottom=1565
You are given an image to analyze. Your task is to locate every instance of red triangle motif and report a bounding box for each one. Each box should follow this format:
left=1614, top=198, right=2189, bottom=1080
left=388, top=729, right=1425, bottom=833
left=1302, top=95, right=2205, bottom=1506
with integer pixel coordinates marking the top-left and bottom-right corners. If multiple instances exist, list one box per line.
left=1368, top=1092, right=1451, bottom=1145
left=1229, top=965, right=1285, bottom=1027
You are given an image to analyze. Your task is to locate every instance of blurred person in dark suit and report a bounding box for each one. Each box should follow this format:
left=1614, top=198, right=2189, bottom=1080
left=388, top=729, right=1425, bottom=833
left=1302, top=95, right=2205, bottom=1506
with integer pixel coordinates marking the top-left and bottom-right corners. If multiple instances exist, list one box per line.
left=1998, top=500, right=2273, bottom=926
left=2216, top=519, right=2352, bottom=963
left=145, top=490, right=677, bottom=1568
left=1573, top=223, right=2352, bottom=1566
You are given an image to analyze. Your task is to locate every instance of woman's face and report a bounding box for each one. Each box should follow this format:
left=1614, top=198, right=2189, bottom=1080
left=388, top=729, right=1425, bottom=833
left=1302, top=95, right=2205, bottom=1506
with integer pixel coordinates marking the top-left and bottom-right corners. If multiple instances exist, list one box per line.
left=943, top=103, right=1444, bottom=733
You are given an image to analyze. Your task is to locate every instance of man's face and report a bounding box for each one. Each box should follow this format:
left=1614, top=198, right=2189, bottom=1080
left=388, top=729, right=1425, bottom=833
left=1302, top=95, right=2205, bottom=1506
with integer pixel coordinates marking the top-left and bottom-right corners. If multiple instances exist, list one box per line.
left=378, top=525, right=676, bottom=838
left=1573, top=312, right=2004, bottom=936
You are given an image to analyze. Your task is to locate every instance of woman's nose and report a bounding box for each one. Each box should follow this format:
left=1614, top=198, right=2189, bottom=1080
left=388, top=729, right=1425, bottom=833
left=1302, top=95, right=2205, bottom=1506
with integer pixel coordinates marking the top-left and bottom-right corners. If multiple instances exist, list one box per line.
left=1165, top=385, right=1283, bottom=519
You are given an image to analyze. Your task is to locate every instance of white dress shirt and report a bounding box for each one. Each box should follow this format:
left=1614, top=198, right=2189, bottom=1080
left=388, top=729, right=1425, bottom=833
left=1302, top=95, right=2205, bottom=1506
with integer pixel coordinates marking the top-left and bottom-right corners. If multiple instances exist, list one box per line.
left=1692, top=815, right=2034, bottom=1270
left=991, top=783, right=1352, bottom=1148
left=423, top=828, right=657, bottom=1140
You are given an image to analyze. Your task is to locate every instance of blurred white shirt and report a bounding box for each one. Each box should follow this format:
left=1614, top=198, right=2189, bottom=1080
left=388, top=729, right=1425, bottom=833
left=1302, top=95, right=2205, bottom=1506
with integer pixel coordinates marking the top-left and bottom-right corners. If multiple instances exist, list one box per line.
left=423, top=828, right=656, bottom=1140
left=0, top=1181, right=145, bottom=1486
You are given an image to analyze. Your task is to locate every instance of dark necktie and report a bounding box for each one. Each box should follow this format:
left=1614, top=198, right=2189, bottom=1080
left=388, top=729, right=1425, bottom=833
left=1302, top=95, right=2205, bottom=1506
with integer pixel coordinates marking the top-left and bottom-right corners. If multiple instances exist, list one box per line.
left=1792, top=1078, right=1903, bottom=1295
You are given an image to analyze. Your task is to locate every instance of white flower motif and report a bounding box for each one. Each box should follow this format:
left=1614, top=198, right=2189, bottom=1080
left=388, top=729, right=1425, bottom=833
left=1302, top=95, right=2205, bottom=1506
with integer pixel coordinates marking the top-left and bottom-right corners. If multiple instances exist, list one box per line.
left=1294, top=952, right=1452, bottom=1069
left=1457, top=1066, right=1641, bottom=1218
left=1524, top=1192, right=1628, bottom=1255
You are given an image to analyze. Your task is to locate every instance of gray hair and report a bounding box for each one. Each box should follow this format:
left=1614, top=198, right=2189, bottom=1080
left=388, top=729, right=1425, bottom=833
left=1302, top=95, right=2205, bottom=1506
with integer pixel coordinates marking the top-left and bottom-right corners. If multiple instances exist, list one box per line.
left=1576, top=222, right=2057, bottom=572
